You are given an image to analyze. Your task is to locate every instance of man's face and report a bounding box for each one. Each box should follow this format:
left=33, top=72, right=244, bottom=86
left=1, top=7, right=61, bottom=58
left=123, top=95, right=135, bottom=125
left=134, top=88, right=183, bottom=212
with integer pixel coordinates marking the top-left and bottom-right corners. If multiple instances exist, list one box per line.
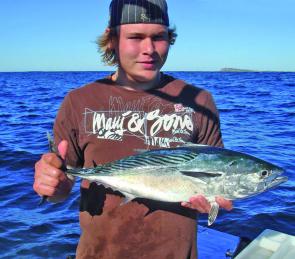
left=114, top=23, right=170, bottom=86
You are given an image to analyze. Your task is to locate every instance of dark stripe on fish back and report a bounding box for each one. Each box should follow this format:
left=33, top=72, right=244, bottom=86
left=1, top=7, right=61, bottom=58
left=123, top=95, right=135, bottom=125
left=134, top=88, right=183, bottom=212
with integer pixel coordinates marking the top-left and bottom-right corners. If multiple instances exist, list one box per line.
left=99, top=150, right=196, bottom=173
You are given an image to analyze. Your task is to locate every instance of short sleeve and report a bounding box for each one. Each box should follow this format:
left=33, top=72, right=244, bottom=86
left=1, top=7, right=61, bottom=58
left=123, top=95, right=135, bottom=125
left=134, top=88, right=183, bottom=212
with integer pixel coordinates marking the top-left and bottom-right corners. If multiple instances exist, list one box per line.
left=194, top=90, right=224, bottom=148
left=53, top=93, right=83, bottom=167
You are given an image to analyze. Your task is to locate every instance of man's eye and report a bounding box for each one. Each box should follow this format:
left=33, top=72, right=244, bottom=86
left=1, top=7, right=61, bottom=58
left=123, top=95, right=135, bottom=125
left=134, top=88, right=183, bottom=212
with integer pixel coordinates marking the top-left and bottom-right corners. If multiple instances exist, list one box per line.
left=128, top=36, right=141, bottom=40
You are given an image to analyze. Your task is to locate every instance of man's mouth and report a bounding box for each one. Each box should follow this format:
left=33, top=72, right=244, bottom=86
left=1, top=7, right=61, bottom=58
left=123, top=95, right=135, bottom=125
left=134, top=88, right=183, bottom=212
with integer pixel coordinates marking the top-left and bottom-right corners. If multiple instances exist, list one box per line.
left=138, top=60, right=157, bottom=69
left=139, top=60, right=155, bottom=64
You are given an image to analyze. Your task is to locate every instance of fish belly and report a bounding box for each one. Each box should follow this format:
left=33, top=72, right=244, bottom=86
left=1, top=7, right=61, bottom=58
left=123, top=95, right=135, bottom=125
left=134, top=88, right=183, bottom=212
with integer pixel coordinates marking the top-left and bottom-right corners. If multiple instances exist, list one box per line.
left=95, top=171, right=206, bottom=202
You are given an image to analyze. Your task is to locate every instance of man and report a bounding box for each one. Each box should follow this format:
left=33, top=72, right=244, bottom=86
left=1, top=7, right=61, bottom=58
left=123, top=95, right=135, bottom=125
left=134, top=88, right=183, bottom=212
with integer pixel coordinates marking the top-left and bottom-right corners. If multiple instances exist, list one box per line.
left=34, top=0, right=232, bottom=258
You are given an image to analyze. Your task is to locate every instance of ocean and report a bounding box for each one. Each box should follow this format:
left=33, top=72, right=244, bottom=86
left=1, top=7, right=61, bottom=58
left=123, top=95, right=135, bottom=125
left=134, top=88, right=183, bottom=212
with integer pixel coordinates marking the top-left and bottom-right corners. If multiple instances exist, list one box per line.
left=0, top=71, right=294, bottom=258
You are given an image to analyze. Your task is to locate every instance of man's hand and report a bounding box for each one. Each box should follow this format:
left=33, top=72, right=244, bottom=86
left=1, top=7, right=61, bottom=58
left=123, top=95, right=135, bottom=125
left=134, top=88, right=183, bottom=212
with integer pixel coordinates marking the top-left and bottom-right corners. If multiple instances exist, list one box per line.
left=33, top=140, right=74, bottom=202
left=181, top=195, right=233, bottom=213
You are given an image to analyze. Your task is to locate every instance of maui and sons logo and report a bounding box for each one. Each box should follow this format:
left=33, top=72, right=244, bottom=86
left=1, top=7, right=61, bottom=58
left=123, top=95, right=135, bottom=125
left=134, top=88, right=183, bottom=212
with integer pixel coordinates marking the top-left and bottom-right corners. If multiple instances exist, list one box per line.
left=84, top=96, right=194, bottom=148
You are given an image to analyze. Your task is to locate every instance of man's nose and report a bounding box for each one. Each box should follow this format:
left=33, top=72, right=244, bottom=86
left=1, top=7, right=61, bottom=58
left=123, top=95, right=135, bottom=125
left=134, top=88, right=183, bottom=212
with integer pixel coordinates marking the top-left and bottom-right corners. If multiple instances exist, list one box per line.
left=142, top=38, right=155, bottom=55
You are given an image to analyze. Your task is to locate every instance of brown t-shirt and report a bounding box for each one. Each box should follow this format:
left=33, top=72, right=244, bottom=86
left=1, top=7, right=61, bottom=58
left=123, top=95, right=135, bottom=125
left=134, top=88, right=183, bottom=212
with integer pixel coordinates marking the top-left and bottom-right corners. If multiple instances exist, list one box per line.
left=54, top=74, right=223, bottom=259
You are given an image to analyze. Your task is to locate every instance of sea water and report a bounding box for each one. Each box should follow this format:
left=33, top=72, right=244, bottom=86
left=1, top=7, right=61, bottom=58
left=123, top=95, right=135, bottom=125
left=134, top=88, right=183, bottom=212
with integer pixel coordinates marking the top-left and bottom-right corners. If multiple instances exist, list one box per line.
left=0, top=71, right=294, bottom=258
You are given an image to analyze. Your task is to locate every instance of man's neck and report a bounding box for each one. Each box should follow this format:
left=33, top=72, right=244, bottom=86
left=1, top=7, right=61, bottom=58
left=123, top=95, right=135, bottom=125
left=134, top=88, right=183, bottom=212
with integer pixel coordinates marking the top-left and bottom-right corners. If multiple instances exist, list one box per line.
left=111, top=69, right=161, bottom=91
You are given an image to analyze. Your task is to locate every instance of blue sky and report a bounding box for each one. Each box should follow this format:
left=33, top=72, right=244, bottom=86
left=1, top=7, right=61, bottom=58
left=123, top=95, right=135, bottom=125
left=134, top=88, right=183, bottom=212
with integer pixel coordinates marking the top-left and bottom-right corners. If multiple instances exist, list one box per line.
left=0, top=0, right=294, bottom=72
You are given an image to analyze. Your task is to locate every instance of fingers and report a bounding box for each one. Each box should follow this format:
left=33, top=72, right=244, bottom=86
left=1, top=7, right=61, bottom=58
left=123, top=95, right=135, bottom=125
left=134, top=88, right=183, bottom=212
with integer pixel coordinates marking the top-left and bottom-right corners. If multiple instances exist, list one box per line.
left=42, top=152, right=63, bottom=169
left=215, top=196, right=233, bottom=211
left=58, top=140, right=68, bottom=160
left=33, top=178, right=68, bottom=197
left=34, top=161, right=66, bottom=195
left=181, top=195, right=233, bottom=213
left=33, top=181, right=56, bottom=197
left=33, top=151, right=67, bottom=197
left=181, top=195, right=211, bottom=213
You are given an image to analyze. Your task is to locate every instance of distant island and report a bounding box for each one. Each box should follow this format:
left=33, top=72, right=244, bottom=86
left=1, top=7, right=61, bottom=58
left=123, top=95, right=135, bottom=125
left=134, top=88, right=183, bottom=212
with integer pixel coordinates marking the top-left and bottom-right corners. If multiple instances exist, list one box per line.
left=220, top=68, right=257, bottom=72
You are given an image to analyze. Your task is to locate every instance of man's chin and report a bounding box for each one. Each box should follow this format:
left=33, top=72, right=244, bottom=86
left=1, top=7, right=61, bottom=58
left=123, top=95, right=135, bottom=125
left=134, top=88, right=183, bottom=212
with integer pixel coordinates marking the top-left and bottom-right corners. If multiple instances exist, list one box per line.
left=134, top=71, right=160, bottom=83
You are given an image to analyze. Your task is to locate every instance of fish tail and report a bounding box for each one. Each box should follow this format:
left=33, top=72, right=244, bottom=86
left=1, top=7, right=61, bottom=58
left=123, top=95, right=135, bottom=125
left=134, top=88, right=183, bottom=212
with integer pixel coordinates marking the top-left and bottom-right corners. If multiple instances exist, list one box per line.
left=46, top=131, right=57, bottom=153
left=39, top=131, right=57, bottom=205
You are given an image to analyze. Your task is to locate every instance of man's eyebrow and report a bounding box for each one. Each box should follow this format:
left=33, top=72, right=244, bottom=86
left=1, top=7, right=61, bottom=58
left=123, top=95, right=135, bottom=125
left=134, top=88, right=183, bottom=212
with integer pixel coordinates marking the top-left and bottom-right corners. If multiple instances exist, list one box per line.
left=127, top=32, right=144, bottom=36
left=127, top=31, right=168, bottom=36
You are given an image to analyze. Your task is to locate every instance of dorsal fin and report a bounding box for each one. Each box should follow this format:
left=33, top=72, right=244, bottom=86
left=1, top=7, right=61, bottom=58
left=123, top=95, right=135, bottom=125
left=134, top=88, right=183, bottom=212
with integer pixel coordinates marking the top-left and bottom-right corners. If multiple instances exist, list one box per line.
left=133, top=148, right=149, bottom=154
left=177, top=142, right=209, bottom=148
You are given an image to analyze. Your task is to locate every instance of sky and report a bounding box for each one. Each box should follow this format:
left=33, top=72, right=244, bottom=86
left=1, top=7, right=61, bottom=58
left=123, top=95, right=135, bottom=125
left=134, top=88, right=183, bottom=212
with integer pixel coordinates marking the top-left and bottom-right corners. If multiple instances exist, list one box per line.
left=0, top=0, right=294, bottom=72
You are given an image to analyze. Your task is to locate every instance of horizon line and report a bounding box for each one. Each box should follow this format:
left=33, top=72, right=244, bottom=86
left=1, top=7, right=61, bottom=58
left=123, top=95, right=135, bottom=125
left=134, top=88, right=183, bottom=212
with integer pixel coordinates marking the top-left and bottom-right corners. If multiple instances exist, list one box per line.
left=1, top=70, right=294, bottom=73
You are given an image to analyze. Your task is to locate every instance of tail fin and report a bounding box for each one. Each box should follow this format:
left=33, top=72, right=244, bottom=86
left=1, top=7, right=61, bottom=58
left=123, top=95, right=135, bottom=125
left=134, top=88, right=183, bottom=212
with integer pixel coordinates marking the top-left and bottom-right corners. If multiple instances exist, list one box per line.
left=46, top=131, right=57, bottom=153
left=39, top=131, right=56, bottom=206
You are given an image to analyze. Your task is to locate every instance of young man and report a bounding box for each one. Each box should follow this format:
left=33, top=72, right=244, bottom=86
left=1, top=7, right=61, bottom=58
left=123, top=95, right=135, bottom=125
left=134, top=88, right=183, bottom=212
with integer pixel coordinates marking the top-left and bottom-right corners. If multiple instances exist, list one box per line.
left=34, top=1, right=232, bottom=258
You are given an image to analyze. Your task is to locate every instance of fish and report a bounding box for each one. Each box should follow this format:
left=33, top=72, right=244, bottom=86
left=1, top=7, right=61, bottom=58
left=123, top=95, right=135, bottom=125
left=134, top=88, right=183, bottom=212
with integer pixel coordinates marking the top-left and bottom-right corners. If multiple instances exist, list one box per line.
left=65, top=144, right=288, bottom=225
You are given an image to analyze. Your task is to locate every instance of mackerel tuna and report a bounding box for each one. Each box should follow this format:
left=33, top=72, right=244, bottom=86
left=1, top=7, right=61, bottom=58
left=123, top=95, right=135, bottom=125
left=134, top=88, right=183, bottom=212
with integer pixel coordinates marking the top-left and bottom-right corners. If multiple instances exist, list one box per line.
left=66, top=144, right=287, bottom=225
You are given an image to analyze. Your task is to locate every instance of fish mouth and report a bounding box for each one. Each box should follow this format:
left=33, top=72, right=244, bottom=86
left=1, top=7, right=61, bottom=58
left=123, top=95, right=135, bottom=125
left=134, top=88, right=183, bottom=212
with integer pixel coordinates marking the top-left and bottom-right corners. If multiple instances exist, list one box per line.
left=268, top=176, right=288, bottom=188
left=256, top=172, right=287, bottom=193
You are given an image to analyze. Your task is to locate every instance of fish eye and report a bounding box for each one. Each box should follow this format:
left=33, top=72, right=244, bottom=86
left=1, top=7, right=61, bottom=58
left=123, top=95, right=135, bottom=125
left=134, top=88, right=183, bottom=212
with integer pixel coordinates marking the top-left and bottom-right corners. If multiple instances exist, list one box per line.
left=260, top=170, right=269, bottom=177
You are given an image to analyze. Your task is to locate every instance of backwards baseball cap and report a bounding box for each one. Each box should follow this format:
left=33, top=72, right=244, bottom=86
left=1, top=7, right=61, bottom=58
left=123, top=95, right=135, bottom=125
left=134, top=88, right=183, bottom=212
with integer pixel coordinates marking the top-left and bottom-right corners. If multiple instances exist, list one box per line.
left=108, top=0, right=169, bottom=27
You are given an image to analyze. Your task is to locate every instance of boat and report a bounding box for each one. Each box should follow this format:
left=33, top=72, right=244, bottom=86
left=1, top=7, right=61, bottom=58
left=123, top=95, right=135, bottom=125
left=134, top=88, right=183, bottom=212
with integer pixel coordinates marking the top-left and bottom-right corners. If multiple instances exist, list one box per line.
left=197, top=226, right=295, bottom=258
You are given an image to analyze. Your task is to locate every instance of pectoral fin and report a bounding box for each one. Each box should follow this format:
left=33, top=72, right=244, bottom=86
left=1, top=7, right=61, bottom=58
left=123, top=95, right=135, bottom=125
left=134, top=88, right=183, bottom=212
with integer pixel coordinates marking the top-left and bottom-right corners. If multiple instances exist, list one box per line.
left=208, top=201, right=219, bottom=226
left=180, top=171, right=222, bottom=183
left=180, top=171, right=222, bottom=178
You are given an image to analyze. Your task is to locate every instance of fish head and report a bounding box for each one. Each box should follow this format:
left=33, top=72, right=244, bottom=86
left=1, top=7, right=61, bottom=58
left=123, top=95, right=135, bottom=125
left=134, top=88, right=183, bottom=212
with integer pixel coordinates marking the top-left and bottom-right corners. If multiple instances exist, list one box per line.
left=233, top=160, right=287, bottom=198
left=252, top=164, right=286, bottom=192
